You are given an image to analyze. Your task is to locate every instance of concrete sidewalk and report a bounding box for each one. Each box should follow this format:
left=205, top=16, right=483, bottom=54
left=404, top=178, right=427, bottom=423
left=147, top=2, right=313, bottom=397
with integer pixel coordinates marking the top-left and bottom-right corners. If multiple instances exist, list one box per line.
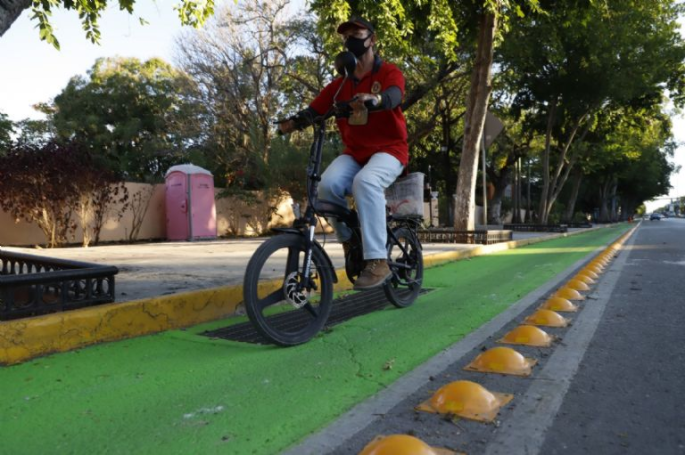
left=4, top=230, right=585, bottom=302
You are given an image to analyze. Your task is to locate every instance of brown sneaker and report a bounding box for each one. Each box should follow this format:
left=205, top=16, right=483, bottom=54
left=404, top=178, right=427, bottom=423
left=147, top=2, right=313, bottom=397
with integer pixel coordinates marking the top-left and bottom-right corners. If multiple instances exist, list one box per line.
left=353, top=259, right=392, bottom=290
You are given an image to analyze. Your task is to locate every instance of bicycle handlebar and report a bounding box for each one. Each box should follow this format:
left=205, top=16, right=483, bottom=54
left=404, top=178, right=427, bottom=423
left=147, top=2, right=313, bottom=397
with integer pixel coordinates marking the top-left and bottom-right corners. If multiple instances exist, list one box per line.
left=274, top=96, right=380, bottom=129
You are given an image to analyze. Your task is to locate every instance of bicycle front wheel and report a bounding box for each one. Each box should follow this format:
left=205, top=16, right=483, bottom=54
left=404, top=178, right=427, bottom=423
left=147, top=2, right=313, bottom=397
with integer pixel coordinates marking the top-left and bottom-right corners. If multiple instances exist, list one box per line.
left=384, top=226, right=423, bottom=308
left=243, top=234, right=334, bottom=346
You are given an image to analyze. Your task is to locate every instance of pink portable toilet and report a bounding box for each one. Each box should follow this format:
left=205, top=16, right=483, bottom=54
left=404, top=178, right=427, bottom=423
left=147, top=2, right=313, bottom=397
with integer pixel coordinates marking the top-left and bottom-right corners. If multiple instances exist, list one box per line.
left=165, top=164, right=217, bottom=241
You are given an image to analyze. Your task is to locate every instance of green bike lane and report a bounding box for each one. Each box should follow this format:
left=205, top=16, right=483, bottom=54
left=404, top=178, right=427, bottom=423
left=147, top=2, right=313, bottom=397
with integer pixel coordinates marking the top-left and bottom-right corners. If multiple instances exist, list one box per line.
left=0, top=225, right=629, bottom=454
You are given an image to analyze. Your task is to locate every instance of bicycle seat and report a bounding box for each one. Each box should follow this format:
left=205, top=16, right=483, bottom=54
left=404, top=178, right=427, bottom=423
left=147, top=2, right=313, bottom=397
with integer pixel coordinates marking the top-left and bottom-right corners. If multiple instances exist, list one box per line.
left=315, top=200, right=353, bottom=219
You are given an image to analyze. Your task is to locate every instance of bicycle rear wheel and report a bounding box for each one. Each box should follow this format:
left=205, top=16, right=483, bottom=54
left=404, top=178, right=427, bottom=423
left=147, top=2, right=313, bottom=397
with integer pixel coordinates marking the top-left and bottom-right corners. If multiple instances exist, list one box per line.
left=384, top=226, right=423, bottom=308
left=243, top=234, right=334, bottom=346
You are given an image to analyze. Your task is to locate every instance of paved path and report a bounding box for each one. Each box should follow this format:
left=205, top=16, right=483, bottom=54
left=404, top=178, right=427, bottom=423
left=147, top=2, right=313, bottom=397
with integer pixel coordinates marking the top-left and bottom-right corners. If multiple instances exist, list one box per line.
left=4, top=230, right=572, bottom=301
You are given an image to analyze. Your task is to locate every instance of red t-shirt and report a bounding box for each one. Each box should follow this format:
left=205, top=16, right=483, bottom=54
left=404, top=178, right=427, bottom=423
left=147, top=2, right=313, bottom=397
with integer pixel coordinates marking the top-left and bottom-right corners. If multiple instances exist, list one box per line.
left=308, top=60, right=409, bottom=166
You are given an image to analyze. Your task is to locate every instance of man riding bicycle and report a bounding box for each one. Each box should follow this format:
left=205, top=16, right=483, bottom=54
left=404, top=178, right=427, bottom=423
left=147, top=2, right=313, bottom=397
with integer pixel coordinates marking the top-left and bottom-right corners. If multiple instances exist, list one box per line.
left=279, top=16, right=408, bottom=291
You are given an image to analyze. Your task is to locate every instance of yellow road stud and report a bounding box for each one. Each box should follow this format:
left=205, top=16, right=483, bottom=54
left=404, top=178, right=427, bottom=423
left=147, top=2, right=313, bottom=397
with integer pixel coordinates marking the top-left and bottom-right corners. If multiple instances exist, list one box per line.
left=541, top=297, right=579, bottom=313
left=553, top=287, right=585, bottom=301
left=525, top=309, right=570, bottom=327
left=581, top=268, right=600, bottom=279
left=359, top=434, right=454, bottom=455
left=584, top=264, right=603, bottom=274
left=588, top=260, right=606, bottom=269
left=416, top=380, right=513, bottom=422
left=498, top=325, right=554, bottom=347
left=565, top=279, right=591, bottom=291
left=574, top=274, right=595, bottom=285
left=464, top=347, right=537, bottom=376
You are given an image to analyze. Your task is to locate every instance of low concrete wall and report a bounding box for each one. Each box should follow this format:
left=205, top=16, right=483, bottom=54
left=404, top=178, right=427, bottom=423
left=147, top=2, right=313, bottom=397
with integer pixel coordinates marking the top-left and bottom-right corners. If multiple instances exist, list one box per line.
left=2, top=181, right=450, bottom=247
left=0, top=182, right=334, bottom=247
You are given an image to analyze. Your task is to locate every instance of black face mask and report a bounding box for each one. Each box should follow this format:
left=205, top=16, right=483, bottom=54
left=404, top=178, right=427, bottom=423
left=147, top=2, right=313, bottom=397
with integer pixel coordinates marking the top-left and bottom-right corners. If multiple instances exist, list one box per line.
left=344, top=33, right=372, bottom=58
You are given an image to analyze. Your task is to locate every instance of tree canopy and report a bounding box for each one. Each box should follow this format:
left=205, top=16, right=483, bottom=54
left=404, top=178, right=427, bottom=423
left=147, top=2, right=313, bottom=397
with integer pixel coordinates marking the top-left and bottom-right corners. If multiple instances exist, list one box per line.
left=0, top=0, right=216, bottom=49
left=2, top=0, right=683, bottom=233
left=497, top=0, right=684, bottom=222
left=46, top=56, right=201, bottom=181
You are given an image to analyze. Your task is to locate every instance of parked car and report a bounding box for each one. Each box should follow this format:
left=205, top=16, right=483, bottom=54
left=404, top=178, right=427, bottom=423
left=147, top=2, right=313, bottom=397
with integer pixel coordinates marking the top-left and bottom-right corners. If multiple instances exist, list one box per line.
left=650, top=213, right=662, bottom=221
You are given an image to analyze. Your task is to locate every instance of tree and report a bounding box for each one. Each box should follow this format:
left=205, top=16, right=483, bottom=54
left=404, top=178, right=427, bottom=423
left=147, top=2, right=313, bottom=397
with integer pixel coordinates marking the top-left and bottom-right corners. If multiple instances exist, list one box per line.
left=176, top=0, right=331, bottom=194
left=0, top=112, right=13, bottom=153
left=568, top=105, right=675, bottom=222
left=499, top=0, right=684, bottom=223
left=12, top=118, right=56, bottom=148
left=0, top=141, right=126, bottom=247
left=47, top=57, right=202, bottom=181
left=0, top=0, right=215, bottom=49
left=77, top=165, right=129, bottom=247
left=453, top=3, right=499, bottom=230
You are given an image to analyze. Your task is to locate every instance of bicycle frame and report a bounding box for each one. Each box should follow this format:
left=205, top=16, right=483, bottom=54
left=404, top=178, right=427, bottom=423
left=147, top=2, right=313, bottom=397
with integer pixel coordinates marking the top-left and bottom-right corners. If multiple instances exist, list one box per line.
left=296, top=114, right=333, bottom=290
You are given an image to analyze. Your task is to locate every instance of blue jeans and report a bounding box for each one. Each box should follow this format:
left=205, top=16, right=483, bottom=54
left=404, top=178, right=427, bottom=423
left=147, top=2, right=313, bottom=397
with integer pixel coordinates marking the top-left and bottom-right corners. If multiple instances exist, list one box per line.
left=318, top=153, right=404, bottom=260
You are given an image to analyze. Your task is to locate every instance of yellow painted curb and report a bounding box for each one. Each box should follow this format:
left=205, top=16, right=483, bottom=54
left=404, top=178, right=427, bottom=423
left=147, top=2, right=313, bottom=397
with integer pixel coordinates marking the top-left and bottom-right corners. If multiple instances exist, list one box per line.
left=0, top=285, right=244, bottom=365
left=0, top=225, right=611, bottom=365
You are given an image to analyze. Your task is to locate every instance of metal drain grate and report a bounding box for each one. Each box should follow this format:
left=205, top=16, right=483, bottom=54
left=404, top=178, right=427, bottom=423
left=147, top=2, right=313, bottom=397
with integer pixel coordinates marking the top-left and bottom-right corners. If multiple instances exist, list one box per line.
left=202, top=288, right=432, bottom=344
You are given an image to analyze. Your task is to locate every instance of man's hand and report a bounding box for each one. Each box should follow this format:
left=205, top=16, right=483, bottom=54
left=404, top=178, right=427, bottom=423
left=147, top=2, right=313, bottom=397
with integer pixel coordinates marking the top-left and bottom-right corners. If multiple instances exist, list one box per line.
left=278, top=119, right=296, bottom=134
left=350, top=93, right=381, bottom=110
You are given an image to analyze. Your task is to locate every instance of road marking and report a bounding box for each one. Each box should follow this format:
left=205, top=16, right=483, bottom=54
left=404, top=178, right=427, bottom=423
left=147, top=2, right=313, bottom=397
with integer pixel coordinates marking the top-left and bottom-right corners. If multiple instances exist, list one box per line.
left=484, top=225, right=638, bottom=454
left=284, top=229, right=631, bottom=455
left=662, top=260, right=685, bottom=266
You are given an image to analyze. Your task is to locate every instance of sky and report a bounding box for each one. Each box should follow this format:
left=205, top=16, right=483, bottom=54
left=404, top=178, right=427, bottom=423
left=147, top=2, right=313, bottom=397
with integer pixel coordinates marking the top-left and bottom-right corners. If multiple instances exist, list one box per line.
left=0, top=1, right=683, bottom=210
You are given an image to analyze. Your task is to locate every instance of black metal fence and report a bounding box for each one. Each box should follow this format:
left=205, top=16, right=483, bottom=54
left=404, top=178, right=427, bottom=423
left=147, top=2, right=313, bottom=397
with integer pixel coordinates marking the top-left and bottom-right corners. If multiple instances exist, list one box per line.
left=417, top=229, right=513, bottom=245
left=0, top=250, right=118, bottom=321
left=503, top=224, right=569, bottom=233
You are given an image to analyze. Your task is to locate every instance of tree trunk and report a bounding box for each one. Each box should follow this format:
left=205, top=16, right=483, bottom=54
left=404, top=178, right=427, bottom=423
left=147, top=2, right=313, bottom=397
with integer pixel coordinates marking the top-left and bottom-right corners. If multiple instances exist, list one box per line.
left=444, top=157, right=455, bottom=226
left=0, top=0, right=31, bottom=38
left=441, top=101, right=452, bottom=226
left=454, top=11, right=497, bottom=231
left=544, top=118, right=590, bottom=220
left=525, top=158, right=531, bottom=222
left=488, top=176, right=511, bottom=224
left=621, top=198, right=632, bottom=221
left=610, top=178, right=618, bottom=222
left=514, top=157, right=523, bottom=223
left=537, top=100, right=557, bottom=223
left=488, top=195, right=502, bottom=224
left=563, top=169, right=583, bottom=222
left=599, top=179, right=612, bottom=222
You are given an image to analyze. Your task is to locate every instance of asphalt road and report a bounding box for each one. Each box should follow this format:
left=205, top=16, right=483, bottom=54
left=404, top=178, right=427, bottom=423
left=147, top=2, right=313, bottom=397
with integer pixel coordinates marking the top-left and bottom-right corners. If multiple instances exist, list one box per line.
left=309, top=220, right=684, bottom=455
left=539, top=217, right=684, bottom=454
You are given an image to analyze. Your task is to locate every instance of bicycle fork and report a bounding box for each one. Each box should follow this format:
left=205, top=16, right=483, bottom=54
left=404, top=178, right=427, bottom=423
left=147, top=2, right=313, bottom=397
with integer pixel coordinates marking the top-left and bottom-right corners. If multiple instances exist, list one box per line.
left=301, top=225, right=316, bottom=283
